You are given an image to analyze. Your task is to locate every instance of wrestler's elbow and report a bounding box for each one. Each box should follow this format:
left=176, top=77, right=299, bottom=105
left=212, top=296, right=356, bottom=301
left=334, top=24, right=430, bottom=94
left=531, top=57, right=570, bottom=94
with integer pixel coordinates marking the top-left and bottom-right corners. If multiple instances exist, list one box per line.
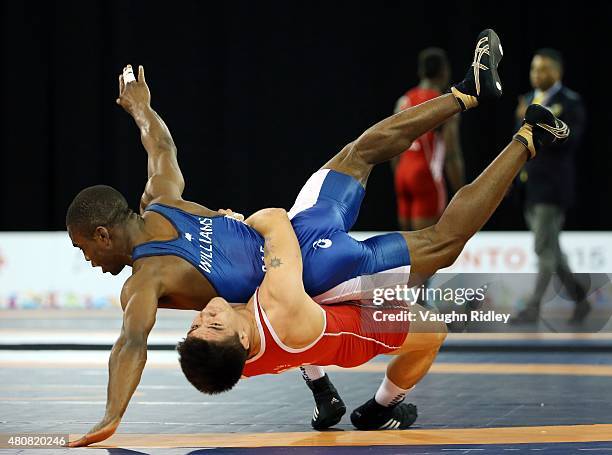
left=247, top=208, right=289, bottom=235
left=248, top=208, right=286, bottom=221
left=109, top=332, right=146, bottom=371
left=118, top=315, right=153, bottom=354
left=123, top=328, right=149, bottom=347
left=261, top=208, right=288, bottom=220
left=112, top=327, right=146, bottom=361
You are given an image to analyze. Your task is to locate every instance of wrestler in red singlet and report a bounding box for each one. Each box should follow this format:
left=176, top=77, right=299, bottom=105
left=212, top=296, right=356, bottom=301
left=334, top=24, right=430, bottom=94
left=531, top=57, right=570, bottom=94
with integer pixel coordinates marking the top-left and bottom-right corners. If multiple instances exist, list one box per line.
left=242, top=289, right=409, bottom=377
left=394, top=86, right=447, bottom=224
left=392, top=47, right=464, bottom=231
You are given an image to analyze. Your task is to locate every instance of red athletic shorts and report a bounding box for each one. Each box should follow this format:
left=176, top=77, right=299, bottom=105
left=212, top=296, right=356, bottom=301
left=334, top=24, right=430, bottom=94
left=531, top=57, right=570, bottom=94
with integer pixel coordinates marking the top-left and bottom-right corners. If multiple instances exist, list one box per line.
left=395, top=150, right=446, bottom=220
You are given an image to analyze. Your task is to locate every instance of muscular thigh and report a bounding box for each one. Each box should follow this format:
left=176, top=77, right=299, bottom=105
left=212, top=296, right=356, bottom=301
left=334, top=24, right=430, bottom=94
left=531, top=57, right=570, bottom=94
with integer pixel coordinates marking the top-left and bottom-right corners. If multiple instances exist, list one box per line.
left=300, top=226, right=410, bottom=297
left=289, top=168, right=366, bottom=233
left=391, top=303, right=447, bottom=354
left=309, top=231, right=412, bottom=304
left=301, top=230, right=367, bottom=297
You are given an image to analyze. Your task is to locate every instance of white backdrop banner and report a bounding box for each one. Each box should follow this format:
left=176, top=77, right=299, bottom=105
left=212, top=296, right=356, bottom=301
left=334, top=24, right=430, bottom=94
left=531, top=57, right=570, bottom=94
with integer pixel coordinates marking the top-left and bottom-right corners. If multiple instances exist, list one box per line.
left=1, top=231, right=611, bottom=309
left=0, top=232, right=130, bottom=309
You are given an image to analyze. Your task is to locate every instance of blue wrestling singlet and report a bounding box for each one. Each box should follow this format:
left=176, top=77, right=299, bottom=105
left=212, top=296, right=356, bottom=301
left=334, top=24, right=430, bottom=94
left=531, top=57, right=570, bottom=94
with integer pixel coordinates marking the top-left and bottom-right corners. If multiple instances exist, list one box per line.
left=288, top=169, right=411, bottom=303
left=132, top=204, right=266, bottom=302
left=132, top=170, right=412, bottom=304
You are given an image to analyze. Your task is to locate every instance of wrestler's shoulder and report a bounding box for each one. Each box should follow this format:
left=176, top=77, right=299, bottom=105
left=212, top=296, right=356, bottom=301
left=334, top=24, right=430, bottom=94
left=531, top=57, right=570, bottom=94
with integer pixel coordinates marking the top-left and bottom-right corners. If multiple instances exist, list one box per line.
left=126, top=256, right=187, bottom=294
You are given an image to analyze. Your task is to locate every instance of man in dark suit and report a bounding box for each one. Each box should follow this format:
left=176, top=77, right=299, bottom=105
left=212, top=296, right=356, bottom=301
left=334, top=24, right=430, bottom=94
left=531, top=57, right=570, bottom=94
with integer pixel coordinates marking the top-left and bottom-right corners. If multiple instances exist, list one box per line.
left=511, top=48, right=590, bottom=324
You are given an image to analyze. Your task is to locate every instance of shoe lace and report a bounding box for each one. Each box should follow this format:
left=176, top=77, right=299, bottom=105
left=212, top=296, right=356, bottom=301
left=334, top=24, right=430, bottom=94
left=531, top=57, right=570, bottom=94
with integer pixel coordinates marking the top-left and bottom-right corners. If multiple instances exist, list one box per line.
left=536, top=120, right=570, bottom=139
left=471, top=36, right=490, bottom=96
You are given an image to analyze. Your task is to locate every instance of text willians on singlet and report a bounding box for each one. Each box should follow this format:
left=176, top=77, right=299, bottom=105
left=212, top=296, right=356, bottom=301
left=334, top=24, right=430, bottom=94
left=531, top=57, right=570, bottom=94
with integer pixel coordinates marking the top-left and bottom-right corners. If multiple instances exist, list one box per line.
left=198, top=218, right=213, bottom=273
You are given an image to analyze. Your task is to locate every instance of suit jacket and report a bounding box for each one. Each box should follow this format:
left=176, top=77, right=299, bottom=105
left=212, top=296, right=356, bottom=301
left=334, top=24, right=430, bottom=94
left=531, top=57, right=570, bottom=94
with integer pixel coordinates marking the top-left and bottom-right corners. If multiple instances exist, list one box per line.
left=521, top=84, right=586, bottom=209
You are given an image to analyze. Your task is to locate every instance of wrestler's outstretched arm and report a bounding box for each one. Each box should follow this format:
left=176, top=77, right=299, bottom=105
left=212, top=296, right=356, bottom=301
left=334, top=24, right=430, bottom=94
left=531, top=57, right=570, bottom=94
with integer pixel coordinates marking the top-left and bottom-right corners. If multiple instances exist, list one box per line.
left=68, top=273, right=159, bottom=447
left=116, top=65, right=185, bottom=212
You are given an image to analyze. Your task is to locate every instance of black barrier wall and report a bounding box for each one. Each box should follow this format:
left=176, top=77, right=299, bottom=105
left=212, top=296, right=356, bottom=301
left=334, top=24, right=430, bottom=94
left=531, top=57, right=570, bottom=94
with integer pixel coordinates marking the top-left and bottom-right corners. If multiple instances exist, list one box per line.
left=0, top=1, right=610, bottom=231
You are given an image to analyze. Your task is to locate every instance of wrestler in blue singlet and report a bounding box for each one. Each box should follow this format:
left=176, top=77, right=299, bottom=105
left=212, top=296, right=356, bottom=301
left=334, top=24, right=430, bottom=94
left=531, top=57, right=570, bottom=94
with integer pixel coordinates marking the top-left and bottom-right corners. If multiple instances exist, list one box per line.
left=132, top=170, right=411, bottom=304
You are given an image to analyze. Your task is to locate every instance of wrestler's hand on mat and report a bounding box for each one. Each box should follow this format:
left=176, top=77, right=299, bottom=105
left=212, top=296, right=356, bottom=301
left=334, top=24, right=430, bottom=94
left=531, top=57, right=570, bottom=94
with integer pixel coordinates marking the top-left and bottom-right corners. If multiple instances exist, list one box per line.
left=116, top=64, right=151, bottom=116
left=66, top=418, right=120, bottom=447
left=218, top=208, right=245, bottom=222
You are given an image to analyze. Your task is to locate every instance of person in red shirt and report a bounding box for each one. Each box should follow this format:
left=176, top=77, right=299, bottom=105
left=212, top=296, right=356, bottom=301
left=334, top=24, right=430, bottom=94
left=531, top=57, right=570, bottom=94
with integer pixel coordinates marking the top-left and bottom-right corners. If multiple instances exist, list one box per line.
left=392, top=48, right=465, bottom=231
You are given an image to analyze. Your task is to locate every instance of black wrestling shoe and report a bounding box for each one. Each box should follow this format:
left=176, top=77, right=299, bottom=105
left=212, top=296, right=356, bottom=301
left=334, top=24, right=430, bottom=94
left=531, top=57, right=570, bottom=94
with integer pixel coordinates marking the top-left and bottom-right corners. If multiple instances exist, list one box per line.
left=304, top=373, right=346, bottom=430
left=514, top=104, right=570, bottom=158
left=350, top=398, right=417, bottom=431
left=451, top=28, right=504, bottom=110
left=569, top=299, right=592, bottom=325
